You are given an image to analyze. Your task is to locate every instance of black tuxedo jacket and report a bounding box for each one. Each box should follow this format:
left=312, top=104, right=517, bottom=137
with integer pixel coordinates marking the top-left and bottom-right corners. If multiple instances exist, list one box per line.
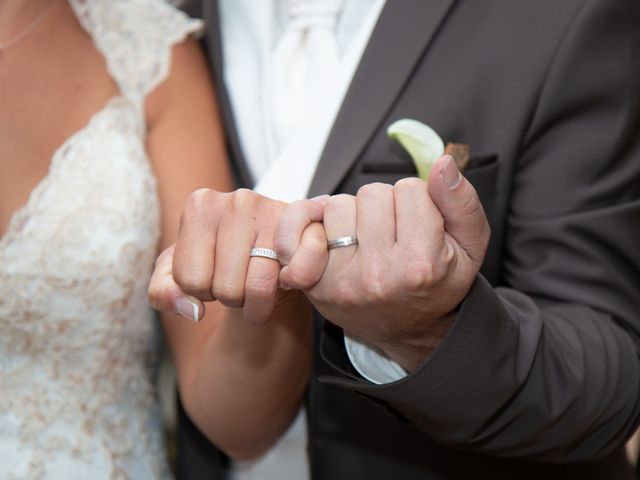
left=177, top=1, right=640, bottom=478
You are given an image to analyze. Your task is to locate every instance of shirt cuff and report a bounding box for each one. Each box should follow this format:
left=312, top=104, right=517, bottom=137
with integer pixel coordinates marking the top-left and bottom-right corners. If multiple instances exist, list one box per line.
left=344, top=333, right=408, bottom=384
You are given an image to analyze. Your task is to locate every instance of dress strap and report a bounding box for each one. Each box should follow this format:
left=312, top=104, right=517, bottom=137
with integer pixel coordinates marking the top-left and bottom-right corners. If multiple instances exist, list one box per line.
left=69, top=0, right=204, bottom=102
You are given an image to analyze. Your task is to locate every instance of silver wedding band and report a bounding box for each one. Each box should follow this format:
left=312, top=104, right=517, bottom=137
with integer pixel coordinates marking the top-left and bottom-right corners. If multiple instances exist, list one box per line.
left=249, top=247, right=279, bottom=261
left=327, top=235, right=359, bottom=250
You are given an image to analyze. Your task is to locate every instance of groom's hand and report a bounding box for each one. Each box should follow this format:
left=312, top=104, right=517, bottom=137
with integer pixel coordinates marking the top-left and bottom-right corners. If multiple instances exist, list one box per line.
left=148, top=188, right=327, bottom=325
left=294, top=155, right=490, bottom=371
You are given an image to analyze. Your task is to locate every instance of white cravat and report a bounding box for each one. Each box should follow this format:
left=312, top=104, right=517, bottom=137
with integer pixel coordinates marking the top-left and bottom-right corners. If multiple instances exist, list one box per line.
left=255, top=0, right=353, bottom=202
left=267, top=0, right=343, bottom=155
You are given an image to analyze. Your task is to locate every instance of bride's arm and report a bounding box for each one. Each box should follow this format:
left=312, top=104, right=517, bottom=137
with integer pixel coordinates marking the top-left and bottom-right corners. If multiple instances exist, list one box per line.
left=145, top=38, right=312, bottom=461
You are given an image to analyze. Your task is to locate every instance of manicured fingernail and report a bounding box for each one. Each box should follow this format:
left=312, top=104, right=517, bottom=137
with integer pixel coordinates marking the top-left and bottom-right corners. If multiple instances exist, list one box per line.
left=176, top=297, right=200, bottom=322
left=440, top=155, right=462, bottom=189
left=311, top=194, right=330, bottom=203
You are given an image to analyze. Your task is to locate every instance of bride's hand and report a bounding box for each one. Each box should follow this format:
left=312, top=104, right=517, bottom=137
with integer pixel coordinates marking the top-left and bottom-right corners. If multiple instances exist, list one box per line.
left=148, top=188, right=327, bottom=324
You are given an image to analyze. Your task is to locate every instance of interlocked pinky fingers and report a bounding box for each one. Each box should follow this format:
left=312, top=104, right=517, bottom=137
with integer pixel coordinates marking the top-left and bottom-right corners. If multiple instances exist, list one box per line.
left=279, top=222, right=328, bottom=290
left=275, top=198, right=327, bottom=267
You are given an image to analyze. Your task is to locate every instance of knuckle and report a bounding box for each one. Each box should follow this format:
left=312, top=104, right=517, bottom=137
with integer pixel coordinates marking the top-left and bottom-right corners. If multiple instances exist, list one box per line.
left=183, top=188, right=216, bottom=215
left=308, top=227, right=329, bottom=254
left=357, top=182, right=392, bottom=199
left=147, top=282, right=163, bottom=310
left=300, top=222, right=329, bottom=254
left=212, top=280, right=244, bottom=308
left=287, top=199, right=317, bottom=225
left=362, top=263, right=388, bottom=303
left=173, top=269, right=208, bottom=296
left=404, top=259, right=436, bottom=291
left=180, top=188, right=220, bottom=230
left=442, top=237, right=456, bottom=265
left=324, top=194, right=355, bottom=216
left=289, top=198, right=311, bottom=213
left=232, top=188, right=256, bottom=212
left=394, top=176, right=426, bottom=193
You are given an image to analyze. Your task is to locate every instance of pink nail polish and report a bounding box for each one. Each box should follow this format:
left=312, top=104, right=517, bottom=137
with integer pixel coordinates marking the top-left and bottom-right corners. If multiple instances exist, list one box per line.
left=440, top=155, right=462, bottom=189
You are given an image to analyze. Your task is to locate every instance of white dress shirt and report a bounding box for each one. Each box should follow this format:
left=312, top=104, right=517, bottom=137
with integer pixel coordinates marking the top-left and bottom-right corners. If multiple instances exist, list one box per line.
left=219, top=1, right=404, bottom=478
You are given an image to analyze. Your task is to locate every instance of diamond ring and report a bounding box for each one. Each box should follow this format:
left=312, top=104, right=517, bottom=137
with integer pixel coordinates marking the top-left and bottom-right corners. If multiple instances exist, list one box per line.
left=249, top=247, right=279, bottom=261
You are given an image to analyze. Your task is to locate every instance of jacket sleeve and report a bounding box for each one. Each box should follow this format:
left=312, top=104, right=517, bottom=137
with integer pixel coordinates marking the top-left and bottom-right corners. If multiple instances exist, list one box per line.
left=319, top=0, right=640, bottom=462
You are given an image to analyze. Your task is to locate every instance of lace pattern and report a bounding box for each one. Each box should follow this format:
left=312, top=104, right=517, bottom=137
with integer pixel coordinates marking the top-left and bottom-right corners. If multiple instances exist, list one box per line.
left=0, top=1, right=202, bottom=478
left=69, top=0, right=204, bottom=102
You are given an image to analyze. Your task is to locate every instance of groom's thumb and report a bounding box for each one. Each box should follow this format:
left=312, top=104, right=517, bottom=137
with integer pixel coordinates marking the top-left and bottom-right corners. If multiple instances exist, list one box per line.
left=428, top=155, right=490, bottom=267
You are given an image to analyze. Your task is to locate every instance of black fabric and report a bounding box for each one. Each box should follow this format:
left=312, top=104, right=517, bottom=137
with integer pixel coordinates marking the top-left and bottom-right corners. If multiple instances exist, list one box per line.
left=175, top=395, right=228, bottom=480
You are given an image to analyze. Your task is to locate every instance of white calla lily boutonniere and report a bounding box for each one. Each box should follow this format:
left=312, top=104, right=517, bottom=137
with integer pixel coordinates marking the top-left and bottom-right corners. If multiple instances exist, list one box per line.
left=387, top=119, right=470, bottom=180
left=387, top=119, right=444, bottom=180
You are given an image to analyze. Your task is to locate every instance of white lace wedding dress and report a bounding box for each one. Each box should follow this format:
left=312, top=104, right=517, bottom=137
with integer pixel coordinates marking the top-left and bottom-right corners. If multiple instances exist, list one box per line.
left=0, top=1, right=202, bottom=478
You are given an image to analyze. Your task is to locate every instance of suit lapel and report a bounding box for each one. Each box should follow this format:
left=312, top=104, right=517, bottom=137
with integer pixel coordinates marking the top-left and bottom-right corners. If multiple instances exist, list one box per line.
left=308, top=0, right=456, bottom=197
left=203, top=0, right=254, bottom=189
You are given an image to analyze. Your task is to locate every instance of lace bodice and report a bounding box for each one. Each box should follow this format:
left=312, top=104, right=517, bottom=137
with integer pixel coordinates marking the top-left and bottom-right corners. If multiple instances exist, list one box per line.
left=0, top=1, right=202, bottom=478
